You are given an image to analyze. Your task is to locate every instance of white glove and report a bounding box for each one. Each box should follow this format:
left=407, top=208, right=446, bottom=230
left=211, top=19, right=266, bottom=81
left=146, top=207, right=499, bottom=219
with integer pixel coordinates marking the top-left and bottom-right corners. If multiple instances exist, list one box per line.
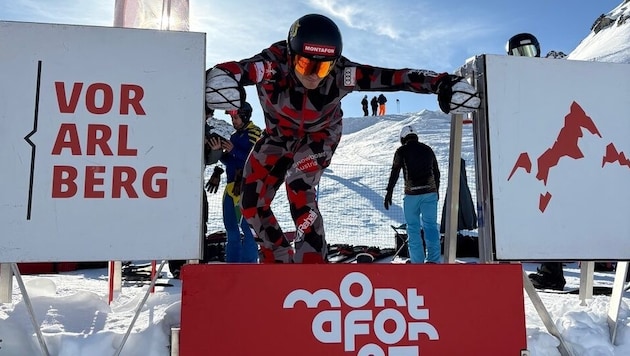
left=205, top=67, right=245, bottom=110
left=436, top=75, right=480, bottom=114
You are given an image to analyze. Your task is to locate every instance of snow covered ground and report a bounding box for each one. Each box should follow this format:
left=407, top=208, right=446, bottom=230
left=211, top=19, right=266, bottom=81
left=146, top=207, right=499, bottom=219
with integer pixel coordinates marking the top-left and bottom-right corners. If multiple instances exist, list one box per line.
left=1, top=259, right=629, bottom=355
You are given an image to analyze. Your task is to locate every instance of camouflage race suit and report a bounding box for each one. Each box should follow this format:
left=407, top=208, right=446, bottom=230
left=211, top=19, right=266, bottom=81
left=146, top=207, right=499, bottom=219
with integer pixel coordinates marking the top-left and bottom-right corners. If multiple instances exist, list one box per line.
left=212, top=40, right=446, bottom=263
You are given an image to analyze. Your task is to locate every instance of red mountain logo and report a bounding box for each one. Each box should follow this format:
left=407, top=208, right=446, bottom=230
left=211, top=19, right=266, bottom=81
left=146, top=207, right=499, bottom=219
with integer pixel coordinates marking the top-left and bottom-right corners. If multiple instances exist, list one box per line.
left=507, top=101, right=627, bottom=212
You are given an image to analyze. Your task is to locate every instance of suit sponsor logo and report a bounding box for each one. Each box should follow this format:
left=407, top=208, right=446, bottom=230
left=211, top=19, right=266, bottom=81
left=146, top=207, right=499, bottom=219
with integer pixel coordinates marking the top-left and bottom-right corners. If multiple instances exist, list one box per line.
left=294, top=209, right=318, bottom=242
left=254, top=62, right=265, bottom=82
left=344, top=67, right=356, bottom=86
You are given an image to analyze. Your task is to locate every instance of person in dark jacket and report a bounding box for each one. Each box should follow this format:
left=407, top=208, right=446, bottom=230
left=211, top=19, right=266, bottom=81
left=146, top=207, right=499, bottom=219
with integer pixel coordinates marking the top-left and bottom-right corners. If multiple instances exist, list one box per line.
left=384, top=125, right=441, bottom=263
left=361, top=95, right=369, bottom=116
left=205, top=13, right=479, bottom=264
left=370, top=96, right=378, bottom=116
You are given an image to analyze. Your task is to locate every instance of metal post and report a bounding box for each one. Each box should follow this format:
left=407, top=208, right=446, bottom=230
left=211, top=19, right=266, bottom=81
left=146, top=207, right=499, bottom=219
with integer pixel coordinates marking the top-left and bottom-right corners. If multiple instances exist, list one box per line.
left=108, top=261, right=122, bottom=304
left=170, top=327, right=181, bottom=356
left=443, top=114, right=463, bottom=263
left=469, top=57, right=494, bottom=263
left=114, top=260, right=167, bottom=356
left=522, top=268, right=575, bottom=356
left=11, top=263, right=50, bottom=356
left=578, top=261, right=594, bottom=304
left=608, top=261, right=629, bottom=345
left=0, top=263, right=13, bottom=303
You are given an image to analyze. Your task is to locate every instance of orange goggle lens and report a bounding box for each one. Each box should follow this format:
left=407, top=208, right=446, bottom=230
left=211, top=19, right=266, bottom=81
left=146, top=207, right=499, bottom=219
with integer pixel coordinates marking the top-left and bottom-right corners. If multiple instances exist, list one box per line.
left=294, top=55, right=335, bottom=79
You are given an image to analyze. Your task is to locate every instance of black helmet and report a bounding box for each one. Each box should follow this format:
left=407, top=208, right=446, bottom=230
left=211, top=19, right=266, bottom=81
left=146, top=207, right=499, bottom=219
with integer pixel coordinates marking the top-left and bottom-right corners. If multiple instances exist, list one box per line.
left=287, top=14, right=342, bottom=60
left=506, top=33, right=540, bottom=57
left=226, top=101, right=252, bottom=123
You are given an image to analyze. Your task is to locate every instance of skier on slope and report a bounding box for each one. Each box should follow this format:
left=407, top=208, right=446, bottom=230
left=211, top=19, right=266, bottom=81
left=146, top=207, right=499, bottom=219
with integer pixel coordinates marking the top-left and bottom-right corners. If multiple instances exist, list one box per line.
left=384, top=125, right=441, bottom=264
left=205, top=13, right=480, bottom=264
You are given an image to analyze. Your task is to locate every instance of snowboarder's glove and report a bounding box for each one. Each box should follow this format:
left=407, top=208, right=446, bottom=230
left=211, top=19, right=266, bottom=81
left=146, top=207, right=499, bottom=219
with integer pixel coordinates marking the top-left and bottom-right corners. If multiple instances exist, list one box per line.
left=435, top=74, right=480, bottom=114
left=206, top=67, right=246, bottom=110
left=206, top=166, right=224, bottom=194
left=384, top=189, right=393, bottom=210
left=231, top=169, right=243, bottom=196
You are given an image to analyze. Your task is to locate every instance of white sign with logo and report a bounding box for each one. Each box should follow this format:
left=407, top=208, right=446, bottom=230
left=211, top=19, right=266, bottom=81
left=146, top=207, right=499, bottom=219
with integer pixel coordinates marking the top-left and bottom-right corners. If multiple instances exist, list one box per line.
left=0, top=21, right=206, bottom=262
left=483, top=54, right=630, bottom=260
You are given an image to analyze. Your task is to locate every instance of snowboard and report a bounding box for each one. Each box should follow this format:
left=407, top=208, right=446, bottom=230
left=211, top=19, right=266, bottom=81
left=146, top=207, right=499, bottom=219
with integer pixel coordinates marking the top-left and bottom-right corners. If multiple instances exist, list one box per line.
left=327, top=244, right=356, bottom=263
left=327, top=245, right=396, bottom=264
left=537, top=286, right=613, bottom=295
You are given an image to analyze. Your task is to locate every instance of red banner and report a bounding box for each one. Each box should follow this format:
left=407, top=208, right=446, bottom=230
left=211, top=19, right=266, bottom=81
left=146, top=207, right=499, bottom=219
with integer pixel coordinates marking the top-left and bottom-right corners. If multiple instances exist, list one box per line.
left=180, top=264, right=526, bottom=355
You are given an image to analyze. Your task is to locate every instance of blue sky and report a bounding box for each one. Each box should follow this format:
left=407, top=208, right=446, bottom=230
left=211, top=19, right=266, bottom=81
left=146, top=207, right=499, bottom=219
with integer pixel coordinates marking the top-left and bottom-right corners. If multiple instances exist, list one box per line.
left=0, top=0, right=622, bottom=124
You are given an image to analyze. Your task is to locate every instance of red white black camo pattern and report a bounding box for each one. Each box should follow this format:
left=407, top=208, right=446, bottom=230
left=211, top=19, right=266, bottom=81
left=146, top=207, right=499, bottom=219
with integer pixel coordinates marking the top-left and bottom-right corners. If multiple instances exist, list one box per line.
left=211, top=40, right=446, bottom=263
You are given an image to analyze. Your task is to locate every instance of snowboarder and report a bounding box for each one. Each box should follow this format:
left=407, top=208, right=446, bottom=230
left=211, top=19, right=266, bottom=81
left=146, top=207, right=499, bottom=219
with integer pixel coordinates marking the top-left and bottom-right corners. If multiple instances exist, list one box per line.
left=205, top=13, right=479, bottom=263
left=214, top=102, right=262, bottom=263
left=384, top=125, right=441, bottom=263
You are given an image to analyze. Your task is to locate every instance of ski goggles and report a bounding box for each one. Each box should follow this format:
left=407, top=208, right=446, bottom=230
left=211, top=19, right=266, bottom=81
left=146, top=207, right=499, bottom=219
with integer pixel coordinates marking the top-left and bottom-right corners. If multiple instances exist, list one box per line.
left=508, top=44, right=539, bottom=57
left=293, top=54, right=335, bottom=79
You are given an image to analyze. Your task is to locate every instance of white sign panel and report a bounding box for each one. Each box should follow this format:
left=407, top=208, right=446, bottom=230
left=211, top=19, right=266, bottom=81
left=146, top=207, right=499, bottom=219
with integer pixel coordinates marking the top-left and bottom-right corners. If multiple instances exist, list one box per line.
left=484, top=54, right=630, bottom=260
left=0, top=21, right=205, bottom=262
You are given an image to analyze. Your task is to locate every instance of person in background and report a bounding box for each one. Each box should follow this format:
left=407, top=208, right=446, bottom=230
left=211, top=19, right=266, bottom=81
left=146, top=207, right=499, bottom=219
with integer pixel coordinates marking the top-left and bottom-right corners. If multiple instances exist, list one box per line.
left=168, top=106, right=223, bottom=278
left=361, top=95, right=369, bottom=116
left=378, top=93, right=387, bottom=115
left=216, top=102, right=262, bottom=262
left=507, top=32, right=566, bottom=290
left=370, top=96, right=378, bottom=116
left=205, top=13, right=479, bottom=264
left=384, top=125, right=441, bottom=263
